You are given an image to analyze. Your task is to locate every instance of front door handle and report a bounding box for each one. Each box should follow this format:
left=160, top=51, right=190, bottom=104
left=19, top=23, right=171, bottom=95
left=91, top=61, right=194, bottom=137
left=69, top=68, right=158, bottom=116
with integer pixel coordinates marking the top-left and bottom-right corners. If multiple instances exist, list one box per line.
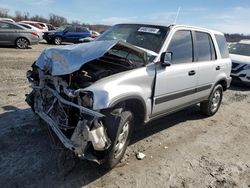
left=216, top=66, right=221, bottom=70
left=188, top=70, right=196, bottom=76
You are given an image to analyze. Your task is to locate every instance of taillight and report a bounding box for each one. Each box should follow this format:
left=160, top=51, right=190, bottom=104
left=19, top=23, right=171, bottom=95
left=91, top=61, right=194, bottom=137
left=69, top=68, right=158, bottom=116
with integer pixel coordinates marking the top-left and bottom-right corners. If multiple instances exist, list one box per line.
left=31, top=32, right=38, bottom=36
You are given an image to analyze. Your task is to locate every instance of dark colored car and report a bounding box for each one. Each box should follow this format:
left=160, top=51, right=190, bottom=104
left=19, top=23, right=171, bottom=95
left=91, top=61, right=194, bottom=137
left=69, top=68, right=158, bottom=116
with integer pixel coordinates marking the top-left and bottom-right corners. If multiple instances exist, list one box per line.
left=0, top=21, right=39, bottom=49
left=43, top=25, right=91, bottom=45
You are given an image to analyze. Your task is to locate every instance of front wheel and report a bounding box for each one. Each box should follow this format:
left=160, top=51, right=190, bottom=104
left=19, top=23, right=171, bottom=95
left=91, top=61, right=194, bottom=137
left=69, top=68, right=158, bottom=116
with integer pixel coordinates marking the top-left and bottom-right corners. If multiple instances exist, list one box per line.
left=103, top=110, right=133, bottom=169
left=200, top=84, right=223, bottom=116
left=54, top=36, right=62, bottom=45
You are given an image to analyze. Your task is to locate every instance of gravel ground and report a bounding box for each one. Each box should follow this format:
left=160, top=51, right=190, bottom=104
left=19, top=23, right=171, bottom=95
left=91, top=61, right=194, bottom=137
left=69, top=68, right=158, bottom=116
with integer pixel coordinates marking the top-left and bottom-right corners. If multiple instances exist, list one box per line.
left=0, top=43, right=249, bottom=188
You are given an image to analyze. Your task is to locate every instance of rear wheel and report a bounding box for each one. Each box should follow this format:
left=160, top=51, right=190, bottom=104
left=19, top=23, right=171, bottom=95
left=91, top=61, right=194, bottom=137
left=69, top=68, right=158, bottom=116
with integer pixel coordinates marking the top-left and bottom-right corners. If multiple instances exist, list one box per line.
left=16, top=38, right=29, bottom=49
left=103, top=110, right=133, bottom=169
left=54, top=36, right=62, bottom=45
left=200, top=84, right=223, bottom=116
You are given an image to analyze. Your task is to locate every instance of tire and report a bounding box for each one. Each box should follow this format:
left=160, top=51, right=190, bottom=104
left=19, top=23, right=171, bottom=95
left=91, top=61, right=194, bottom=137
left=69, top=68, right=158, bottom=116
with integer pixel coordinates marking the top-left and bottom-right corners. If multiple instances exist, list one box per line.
left=103, top=110, right=134, bottom=169
left=54, top=36, right=62, bottom=45
left=15, top=37, right=29, bottom=49
left=200, top=84, right=223, bottom=116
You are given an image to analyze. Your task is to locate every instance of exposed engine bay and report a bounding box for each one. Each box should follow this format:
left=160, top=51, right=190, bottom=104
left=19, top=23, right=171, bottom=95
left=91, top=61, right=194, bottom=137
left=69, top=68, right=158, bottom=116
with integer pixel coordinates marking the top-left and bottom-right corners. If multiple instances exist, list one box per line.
left=26, top=40, right=147, bottom=163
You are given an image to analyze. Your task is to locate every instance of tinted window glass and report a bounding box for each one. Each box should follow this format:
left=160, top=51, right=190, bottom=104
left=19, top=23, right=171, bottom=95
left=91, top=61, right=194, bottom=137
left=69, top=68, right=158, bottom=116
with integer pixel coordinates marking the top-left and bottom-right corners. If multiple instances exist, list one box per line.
left=229, top=43, right=250, bottom=56
left=0, top=22, right=11, bottom=29
left=97, top=24, right=169, bottom=53
left=76, top=27, right=87, bottom=32
left=196, top=31, right=216, bottom=61
left=0, top=22, right=21, bottom=29
left=19, top=24, right=31, bottom=29
left=66, top=26, right=75, bottom=32
left=47, top=24, right=54, bottom=30
left=167, top=30, right=193, bottom=64
left=215, top=34, right=229, bottom=58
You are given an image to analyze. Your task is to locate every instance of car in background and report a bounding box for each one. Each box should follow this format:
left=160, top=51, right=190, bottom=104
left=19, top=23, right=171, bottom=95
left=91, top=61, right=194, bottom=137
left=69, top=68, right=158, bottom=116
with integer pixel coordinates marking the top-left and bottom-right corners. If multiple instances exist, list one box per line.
left=20, top=21, right=47, bottom=31
left=46, top=23, right=56, bottom=31
left=18, top=22, right=44, bottom=40
left=20, top=21, right=55, bottom=32
left=43, top=25, right=91, bottom=45
left=91, top=30, right=100, bottom=38
left=0, top=18, right=15, bottom=23
left=0, top=21, right=39, bottom=49
left=229, top=40, right=250, bottom=85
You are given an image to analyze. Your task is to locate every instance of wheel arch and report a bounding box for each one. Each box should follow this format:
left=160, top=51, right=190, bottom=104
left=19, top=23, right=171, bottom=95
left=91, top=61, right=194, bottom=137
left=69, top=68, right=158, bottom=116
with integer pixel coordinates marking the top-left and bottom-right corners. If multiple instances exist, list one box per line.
left=108, top=96, right=147, bottom=127
left=215, top=79, right=227, bottom=91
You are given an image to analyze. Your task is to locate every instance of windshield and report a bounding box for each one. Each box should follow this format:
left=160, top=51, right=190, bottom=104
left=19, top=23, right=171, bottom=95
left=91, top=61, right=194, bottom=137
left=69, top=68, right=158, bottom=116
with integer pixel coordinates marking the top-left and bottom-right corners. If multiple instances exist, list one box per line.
left=229, top=43, right=250, bottom=56
left=56, top=25, right=69, bottom=32
left=96, top=24, right=169, bottom=53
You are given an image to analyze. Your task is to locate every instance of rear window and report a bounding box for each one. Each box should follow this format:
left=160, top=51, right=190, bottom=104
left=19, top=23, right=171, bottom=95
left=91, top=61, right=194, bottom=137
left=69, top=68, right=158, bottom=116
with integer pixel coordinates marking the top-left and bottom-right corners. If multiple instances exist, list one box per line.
left=20, top=24, right=31, bottom=29
left=215, top=34, right=229, bottom=58
left=195, top=31, right=216, bottom=61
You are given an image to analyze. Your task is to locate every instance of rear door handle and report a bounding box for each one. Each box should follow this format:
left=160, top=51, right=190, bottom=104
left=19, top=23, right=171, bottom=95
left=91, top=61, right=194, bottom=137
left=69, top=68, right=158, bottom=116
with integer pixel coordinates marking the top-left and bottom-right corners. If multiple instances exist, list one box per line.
left=216, top=66, right=221, bottom=70
left=188, top=70, right=196, bottom=76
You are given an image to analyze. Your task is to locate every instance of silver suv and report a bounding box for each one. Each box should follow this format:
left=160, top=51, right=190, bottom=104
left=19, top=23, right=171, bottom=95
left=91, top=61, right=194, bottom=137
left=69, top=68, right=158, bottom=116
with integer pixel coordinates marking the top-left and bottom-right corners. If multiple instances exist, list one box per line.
left=26, top=23, right=232, bottom=168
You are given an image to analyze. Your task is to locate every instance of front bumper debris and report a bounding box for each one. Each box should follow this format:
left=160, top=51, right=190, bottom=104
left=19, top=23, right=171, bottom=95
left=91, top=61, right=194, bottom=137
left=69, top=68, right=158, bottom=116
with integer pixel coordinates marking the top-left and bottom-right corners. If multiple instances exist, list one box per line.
left=26, top=82, right=111, bottom=161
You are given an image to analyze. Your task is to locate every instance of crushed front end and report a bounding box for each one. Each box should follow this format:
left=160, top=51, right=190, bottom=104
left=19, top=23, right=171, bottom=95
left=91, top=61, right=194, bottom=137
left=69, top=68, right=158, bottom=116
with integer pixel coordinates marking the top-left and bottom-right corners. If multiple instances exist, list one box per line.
left=26, top=67, right=111, bottom=163
left=25, top=40, right=147, bottom=163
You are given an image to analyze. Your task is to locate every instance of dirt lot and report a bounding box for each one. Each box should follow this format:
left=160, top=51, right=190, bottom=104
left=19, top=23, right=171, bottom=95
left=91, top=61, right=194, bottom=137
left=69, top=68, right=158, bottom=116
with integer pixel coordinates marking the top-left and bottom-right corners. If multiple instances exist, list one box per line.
left=0, top=44, right=250, bottom=188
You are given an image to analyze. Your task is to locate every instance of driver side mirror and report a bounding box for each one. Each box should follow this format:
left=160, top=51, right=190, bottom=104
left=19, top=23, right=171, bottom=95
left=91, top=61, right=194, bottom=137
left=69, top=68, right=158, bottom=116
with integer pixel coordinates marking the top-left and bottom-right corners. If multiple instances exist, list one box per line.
left=160, top=52, right=172, bottom=66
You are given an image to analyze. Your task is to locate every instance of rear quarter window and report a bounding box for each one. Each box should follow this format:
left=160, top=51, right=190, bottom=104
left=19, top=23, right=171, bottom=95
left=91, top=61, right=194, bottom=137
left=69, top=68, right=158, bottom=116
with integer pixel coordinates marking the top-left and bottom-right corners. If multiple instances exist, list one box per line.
left=215, top=34, right=229, bottom=58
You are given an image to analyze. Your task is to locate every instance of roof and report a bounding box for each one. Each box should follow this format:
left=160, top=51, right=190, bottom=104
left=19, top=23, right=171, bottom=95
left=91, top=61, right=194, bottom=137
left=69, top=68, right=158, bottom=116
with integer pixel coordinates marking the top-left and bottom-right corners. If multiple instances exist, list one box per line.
left=0, top=18, right=15, bottom=23
left=239, top=40, right=250, bottom=44
left=117, top=22, right=224, bottom=35
left=20, top=20, right=46, bottom=24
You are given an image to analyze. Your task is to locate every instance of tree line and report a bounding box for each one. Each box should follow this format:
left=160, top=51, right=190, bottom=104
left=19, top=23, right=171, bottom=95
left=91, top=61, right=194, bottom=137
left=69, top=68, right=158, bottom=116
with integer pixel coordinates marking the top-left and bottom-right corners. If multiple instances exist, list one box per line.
left=1, top=7, right=250, bottom=38
left=0, top=7, right=110, bottom=31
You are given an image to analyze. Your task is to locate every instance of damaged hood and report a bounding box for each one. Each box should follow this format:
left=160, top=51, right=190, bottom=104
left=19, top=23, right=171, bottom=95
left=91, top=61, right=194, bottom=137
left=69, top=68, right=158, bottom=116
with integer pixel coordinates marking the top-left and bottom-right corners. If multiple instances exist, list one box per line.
left=35, top=40, right=147, bottom=76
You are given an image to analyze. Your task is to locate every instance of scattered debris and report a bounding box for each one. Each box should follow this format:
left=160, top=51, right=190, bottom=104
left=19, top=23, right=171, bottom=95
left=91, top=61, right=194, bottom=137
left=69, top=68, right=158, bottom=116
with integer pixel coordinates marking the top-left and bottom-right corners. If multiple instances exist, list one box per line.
left=8, top=93, right=16, bottom=96
left=136, top=152, right=146, bottom=160
left=164, top=146, right=168, bottom=149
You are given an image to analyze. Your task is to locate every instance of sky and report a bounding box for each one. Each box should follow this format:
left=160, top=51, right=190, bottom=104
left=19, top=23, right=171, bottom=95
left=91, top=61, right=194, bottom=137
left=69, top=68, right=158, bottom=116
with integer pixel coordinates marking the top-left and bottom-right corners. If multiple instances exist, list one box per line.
left=0, top=0, right=250, bottom=34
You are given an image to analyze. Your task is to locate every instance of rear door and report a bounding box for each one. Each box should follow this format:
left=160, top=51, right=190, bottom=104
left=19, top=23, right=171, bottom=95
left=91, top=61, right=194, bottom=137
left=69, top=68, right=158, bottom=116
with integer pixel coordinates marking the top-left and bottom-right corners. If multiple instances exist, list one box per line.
left=152, top=30, right=198, bottom=116
left=193, top=31, right=218, bottom=100
left=63, top=26, right=76, bottom=42
left=75, top=27, right=90, bottom=42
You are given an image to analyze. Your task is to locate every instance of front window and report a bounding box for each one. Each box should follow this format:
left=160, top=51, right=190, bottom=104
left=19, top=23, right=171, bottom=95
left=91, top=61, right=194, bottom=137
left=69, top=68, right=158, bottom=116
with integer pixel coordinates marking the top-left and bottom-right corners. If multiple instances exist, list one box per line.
left=229, top=43, right=250, bottom=56
left=96, top=24, right=169, bottom=53
left=167, top=30, right=193, bottom=64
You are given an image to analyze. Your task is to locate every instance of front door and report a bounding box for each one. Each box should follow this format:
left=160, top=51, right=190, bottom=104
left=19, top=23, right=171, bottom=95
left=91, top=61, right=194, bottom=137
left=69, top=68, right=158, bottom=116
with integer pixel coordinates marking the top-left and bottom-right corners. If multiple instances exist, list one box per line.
left=152, top=30, right=198, bottom=116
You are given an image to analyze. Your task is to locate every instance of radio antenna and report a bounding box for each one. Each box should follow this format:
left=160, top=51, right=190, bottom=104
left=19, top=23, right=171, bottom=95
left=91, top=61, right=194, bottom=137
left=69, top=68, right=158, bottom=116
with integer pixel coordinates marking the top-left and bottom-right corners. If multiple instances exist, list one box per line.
left=174, top=7, right=181, bottom=24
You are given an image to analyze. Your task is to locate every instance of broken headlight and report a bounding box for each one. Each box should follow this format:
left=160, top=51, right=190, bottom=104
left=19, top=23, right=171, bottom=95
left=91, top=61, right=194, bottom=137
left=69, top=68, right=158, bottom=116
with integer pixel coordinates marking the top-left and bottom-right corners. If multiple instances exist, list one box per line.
left=78, top=91, right=93, bottom=108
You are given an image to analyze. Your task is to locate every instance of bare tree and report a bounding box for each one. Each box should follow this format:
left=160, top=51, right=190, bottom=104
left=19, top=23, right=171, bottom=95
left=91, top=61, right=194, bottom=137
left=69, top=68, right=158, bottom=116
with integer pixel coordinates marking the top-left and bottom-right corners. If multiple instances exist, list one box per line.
left=49, top=14, right=67, bottom=27
left=0, top=8, right=9, bottom=17
left=15, top=11, right=23, bottom=21
left=30, top=15, right=48, bottom=23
